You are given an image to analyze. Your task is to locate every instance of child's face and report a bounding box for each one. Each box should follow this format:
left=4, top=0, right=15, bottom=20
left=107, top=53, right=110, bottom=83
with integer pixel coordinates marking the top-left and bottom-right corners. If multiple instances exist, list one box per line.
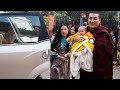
left=78, top=28, right=86, bottom=36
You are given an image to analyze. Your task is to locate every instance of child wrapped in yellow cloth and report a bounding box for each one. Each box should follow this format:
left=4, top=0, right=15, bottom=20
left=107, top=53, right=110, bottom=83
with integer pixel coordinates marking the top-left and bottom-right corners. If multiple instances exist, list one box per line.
left=65, top=26, right=95, bottom=78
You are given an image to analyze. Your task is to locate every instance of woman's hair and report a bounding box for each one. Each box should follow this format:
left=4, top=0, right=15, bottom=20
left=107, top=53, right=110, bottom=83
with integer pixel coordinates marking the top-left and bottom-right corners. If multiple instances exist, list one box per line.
left=70, top=25, right=78, bottom=34
left=51, top=24, right=70, bottom=52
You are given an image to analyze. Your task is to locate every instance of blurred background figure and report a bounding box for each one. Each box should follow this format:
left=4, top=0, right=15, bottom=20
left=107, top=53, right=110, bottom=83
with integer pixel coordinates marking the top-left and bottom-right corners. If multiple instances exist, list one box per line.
left=69, top=26, right=78, bottom=35
left=79, top=18, right=84, bottom=26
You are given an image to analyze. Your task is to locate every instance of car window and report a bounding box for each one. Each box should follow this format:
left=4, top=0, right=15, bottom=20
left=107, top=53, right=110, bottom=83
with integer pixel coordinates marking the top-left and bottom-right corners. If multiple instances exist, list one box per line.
left=0, top=17, right=15, bottom=44
left=0, top=13, right=49, bottom=44
left=0, top=17, right=10, bottom=34
left=9, top=17, right=38, bottom=42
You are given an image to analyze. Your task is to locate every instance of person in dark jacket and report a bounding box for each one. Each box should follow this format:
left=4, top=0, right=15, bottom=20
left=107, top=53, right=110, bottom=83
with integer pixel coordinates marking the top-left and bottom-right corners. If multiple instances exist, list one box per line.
left=74, top=12, right=114, bottom=79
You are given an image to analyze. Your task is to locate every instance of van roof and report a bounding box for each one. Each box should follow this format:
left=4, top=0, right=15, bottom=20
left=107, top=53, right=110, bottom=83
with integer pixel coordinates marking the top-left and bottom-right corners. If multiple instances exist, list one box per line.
left=0, top=11, right=9, bottom=13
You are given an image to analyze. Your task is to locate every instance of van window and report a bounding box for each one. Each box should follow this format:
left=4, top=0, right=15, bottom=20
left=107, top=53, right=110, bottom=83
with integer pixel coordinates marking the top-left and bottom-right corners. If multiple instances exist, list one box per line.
left=0, top=17, right=15, bottom=44
left=0, top=13, right=49, bottom=44
left=10, top=17, right=38, bottom=42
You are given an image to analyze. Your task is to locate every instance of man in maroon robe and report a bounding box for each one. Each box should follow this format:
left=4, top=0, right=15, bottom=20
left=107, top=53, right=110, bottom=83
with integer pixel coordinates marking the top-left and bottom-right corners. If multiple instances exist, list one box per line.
left=74, top=12, right=114, bottom=79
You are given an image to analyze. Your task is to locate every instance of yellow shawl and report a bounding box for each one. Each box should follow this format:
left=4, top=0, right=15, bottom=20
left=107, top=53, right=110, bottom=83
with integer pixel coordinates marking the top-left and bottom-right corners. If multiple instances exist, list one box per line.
left=69, top=32, right=94, bottom=78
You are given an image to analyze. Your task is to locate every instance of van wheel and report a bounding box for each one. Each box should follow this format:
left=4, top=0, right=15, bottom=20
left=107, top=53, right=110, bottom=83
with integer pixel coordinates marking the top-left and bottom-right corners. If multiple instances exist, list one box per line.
left=35, top=75, right=42, bottom=79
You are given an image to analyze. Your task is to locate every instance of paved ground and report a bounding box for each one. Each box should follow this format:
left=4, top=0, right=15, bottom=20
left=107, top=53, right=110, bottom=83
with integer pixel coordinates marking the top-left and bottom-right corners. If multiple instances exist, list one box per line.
left=113, top=61, right=120, bottom=79
left=41, top=61, right=120, bottom=79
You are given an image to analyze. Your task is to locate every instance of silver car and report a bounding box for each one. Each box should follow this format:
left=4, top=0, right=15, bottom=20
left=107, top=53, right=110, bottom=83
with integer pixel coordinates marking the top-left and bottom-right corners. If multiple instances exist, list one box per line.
left=0, top=12, right=50, bottom=79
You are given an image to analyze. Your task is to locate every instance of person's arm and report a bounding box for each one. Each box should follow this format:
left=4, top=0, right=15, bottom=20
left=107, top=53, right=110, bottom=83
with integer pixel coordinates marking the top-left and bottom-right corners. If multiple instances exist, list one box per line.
left=50, top=35, right=55, bottom=45
left=64, top=52, right=70, bottom=57
left=67, top=35, right=75, bottom=43
left=51, top=35, right=55, bottom=41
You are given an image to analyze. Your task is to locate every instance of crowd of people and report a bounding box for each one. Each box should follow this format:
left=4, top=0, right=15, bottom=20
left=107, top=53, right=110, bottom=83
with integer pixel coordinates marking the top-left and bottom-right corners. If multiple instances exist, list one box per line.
left=50, top=12, right=115, bottom=79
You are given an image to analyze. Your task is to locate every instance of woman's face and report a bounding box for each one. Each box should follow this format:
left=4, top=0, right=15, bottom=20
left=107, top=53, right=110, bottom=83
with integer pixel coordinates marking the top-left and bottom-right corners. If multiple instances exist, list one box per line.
left=70, top=27, right=75, bottom=35
left=61, top=25, right=69, bottom=37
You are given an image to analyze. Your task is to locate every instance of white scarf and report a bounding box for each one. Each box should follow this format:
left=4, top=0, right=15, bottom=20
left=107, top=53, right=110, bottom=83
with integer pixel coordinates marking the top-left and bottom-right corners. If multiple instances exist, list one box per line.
left=70, top=39, right=93, bottom=78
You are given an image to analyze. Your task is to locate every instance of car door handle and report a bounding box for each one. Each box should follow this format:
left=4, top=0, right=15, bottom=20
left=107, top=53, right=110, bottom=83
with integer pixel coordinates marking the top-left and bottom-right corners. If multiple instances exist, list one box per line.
left=42, top=50, right=49, bottom=59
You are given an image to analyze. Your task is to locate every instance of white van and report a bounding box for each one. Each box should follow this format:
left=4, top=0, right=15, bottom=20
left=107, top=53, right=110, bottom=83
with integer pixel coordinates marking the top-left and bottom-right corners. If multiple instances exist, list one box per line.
left=0, top=12, right=50, bottom=79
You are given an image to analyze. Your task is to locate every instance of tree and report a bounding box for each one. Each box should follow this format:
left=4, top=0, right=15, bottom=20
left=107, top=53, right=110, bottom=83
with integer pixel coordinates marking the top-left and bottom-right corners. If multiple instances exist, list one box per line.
left=53, top=11, right=71, bottom=26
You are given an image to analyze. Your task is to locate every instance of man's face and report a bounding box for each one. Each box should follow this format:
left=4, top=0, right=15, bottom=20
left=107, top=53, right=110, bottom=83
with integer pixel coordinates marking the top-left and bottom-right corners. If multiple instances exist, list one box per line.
left=88, top=13, right=101, bottom=29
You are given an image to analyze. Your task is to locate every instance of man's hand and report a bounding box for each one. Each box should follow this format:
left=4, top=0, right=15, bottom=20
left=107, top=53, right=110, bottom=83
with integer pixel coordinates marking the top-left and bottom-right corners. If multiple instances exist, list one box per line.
left=74, top=35, right=84, bottom=42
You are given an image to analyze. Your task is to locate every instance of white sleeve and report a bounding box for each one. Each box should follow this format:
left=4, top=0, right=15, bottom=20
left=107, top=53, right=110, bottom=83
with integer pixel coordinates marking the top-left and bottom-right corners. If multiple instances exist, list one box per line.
left=89, top=39, right=94, bottom=43
left=66, top=37, right=70, bottom=42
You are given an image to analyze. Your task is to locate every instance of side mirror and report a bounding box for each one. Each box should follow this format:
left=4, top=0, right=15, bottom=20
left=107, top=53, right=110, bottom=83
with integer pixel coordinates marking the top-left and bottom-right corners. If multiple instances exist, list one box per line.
left=14, top=39, right=18, bottom=43
left=14, top=39, right=22, bottom=43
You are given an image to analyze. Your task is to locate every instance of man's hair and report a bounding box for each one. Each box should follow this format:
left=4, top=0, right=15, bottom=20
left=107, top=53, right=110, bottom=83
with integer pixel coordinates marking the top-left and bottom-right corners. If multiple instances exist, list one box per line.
left=89, top=11, right=101, bottom=19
